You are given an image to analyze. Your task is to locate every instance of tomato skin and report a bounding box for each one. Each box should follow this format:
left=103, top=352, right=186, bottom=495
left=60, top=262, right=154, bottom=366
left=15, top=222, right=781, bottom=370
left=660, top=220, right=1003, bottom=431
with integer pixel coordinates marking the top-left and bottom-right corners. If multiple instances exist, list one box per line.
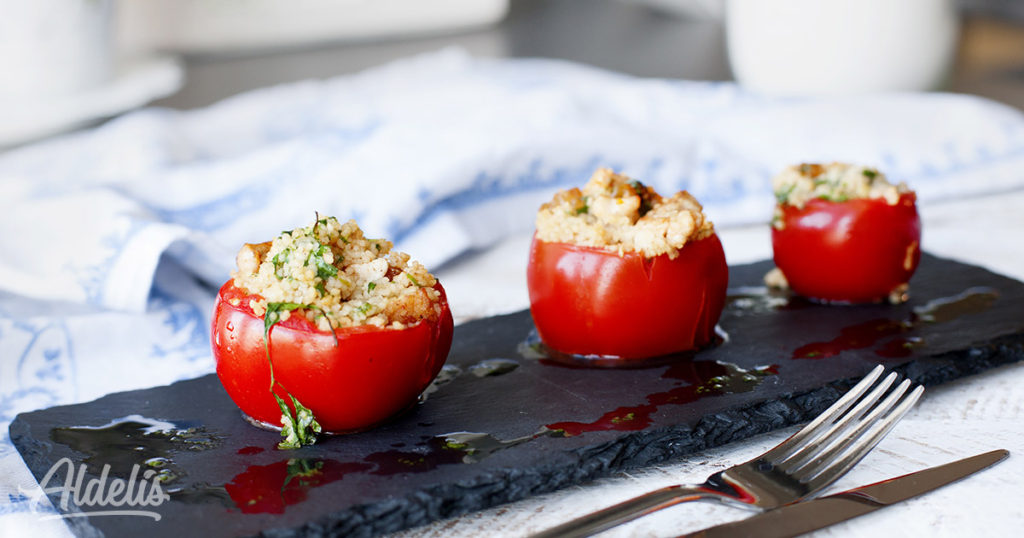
left=211, top=280, right=454, bottom=434
left=771, top=193, right=921, bottom=303
left=526, top=234, right=729, bottom=361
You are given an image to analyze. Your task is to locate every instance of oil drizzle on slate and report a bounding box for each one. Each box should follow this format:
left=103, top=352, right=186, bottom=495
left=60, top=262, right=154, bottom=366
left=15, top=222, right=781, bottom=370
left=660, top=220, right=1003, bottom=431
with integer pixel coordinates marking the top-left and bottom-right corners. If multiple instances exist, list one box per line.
left=546, top=361, right=778, bottom=436
left=419, top=364, right=462, bottom=403
left=468, top=358, right=520, bottom=377
left=794, top=287, right=999, bottom=360
left=356, top=361, right=776, bottom=476
left=47, top=359, right=774, bottom=513
left=49, top=415, right=220, bottom=486
left=726, top=286, right=804, bottom=315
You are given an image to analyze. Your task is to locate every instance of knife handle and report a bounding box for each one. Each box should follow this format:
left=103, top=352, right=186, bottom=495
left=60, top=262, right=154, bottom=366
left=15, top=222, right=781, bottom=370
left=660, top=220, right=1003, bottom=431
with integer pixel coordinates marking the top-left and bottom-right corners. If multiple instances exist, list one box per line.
left=530, top=484, right=713, bottom=538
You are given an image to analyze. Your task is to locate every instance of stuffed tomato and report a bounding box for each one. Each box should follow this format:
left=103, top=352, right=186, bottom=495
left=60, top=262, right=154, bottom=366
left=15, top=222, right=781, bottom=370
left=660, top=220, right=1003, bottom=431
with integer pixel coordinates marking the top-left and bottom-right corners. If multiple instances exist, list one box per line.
left=770, top=163, right=921, bottom=303
left=527, top=168, right=728, bottom=363
left=211, top=216, right=453, bottom=448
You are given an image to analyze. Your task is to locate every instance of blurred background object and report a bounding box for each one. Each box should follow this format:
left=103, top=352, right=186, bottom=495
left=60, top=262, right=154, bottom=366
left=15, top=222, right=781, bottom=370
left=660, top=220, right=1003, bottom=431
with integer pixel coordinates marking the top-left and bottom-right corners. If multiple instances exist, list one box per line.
left=116, top=0, right=509, bottom=54
left=726, top=0, right=961, bottom=95
left=0, top=0, right=181, bottom=147
left=138, top=0, right=1023, bottom=111
left=2, top=0, right=1023, bottom=145
left=615, top=0, right=724, bottom=20
left=0, top=0, right=114, bottom=99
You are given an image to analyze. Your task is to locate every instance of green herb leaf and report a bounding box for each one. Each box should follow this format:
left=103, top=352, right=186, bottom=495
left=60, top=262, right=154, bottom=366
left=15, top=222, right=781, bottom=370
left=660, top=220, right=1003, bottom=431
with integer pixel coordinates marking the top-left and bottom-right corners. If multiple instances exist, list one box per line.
left=368, top=282, right=377, bottom=292
left=282, top=459, right=323, bottom=488
left=262, top=301, right=335, bottom=449
left=275, top=393, right=322, bottom=450
left=628, top=180, right=654, bottom=217
left=822, top=192, right=849, bottom=203
left=314, top=281, right=326, bottom=297
left=357, top=302, right=373, bottom=316
left=573, top=195, right=589, bottom=215
left=863, top=169, right=878, bottom=180
left=264, top=302, right=309, bottom=343
left=305, top=244, right=338, bottom=280
left=271, top=249, right=291, bottom=280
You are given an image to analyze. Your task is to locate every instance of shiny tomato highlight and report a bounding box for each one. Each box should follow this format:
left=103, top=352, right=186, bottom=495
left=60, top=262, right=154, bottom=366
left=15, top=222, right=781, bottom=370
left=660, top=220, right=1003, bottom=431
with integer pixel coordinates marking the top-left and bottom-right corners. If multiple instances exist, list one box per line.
left=772, top=193, right=921, bottom=303
left=211, top=281, right=454, bottom=434
left=526, top=234, right=729, bottom=362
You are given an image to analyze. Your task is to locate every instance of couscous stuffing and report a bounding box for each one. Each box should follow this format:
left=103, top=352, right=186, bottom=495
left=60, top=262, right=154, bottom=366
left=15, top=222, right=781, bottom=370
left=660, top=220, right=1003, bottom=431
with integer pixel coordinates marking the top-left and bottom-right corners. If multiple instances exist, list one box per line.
left=535, top=167, right=715, bottom=259
left=231, top=216, right=441, bottom=332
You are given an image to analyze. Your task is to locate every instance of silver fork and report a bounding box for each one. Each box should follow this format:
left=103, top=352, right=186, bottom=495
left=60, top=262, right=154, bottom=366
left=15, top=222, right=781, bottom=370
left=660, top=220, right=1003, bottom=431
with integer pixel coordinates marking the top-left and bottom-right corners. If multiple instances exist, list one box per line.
left=531, top=365, right=923, bottom=538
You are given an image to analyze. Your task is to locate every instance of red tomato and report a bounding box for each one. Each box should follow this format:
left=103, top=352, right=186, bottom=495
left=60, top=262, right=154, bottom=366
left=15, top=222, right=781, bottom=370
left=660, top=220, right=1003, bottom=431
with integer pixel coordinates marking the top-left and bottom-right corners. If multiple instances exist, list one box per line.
left=211, top=281, right=454, bottom=434
left=772, top=193, right=921, bottom=303
left=526, top=234, right=729, bottom=362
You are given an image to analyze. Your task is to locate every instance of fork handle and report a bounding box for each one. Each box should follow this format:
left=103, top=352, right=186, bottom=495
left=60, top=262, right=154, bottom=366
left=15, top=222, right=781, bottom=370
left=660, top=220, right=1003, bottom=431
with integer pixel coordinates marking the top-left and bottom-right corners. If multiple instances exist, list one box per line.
left=529, top=484, right=713, bottom=538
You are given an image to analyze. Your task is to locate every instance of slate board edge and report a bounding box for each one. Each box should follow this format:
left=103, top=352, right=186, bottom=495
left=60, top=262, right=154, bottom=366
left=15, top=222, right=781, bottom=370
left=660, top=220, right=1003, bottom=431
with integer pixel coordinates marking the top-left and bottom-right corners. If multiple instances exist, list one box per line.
left=10, top=328, right=1024, bottom=538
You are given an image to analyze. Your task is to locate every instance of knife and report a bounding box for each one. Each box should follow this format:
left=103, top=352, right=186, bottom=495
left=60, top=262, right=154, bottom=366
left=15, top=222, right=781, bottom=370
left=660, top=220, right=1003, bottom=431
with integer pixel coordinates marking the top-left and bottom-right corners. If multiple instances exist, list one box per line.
left=684, top=449, right=1009, bottom=538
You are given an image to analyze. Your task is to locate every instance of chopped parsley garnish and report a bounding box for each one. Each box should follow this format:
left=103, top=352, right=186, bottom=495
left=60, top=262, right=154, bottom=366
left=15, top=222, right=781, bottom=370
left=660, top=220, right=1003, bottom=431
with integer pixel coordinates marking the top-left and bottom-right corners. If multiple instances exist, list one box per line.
left=357, top=302, right=373, bottom=316
left=314, top=281, right=326, bottom=297
left=863, top=169, right=878, bottom=180
left=305, top=244, right=338, bottom=280
left=368, top=282, right=376, bottom=292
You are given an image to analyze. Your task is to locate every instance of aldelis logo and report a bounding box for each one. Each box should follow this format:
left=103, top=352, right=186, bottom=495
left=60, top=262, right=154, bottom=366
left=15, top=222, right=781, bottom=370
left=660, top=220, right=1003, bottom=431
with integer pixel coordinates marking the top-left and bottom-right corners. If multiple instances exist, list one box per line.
left=21, top=457, right=171, bottom=520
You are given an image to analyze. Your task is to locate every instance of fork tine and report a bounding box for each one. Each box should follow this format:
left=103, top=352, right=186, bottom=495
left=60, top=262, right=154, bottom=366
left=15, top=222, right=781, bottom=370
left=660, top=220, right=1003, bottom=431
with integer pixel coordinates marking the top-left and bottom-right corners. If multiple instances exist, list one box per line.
left=761, top=365, right=885, bottom=463
left=777, top=372, right=900, bottom=471
left=803, top=384, right=924, bottom=491
left=787, top=378, right=913, bottom=477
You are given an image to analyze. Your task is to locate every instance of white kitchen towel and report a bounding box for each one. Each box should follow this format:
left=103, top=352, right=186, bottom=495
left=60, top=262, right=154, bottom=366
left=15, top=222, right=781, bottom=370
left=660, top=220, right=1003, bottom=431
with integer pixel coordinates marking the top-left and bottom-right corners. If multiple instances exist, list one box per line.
left=2, top=48, right=1023, bottom=313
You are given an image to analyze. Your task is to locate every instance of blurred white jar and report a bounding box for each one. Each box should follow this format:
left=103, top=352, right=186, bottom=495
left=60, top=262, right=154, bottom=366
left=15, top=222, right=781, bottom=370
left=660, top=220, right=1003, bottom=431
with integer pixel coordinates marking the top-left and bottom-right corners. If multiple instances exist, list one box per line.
left=726, top=0, right=960, bottom=95
left=0, top=0, right=114, bottom=99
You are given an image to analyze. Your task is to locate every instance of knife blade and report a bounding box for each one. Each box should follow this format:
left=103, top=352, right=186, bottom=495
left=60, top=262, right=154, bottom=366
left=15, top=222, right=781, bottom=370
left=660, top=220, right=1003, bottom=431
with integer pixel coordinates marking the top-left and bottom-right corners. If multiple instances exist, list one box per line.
left=684, top=449, right=1009, bottom=538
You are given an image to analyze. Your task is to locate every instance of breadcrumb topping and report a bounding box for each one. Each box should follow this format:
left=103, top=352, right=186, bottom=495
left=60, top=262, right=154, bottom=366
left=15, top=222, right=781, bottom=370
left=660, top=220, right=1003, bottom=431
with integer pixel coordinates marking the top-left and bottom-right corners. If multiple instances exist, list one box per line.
left=773, top=162, right=910, bottom=209
left=535, top=168, right=715, bottom=258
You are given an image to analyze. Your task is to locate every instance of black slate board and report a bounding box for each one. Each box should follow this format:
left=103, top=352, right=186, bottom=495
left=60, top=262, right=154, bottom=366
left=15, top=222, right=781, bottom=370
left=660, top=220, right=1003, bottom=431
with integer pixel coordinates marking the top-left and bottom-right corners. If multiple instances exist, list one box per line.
left=10, top=253, right=1024, bottom=538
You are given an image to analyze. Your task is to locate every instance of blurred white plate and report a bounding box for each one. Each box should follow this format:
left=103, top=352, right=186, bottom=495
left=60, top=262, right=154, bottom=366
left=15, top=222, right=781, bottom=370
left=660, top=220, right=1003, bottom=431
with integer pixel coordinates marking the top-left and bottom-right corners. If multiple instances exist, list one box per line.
left=118, top=0, right=510, bottom=53
left=0, top=55, right=183, bottom=148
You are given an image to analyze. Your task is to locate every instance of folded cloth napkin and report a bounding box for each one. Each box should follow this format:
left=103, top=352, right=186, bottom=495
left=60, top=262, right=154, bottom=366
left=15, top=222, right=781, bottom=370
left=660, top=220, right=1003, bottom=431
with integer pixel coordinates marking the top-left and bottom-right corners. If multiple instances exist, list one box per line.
left=2, top=48, right=1023, bottom=313
left=2, top=48, right=1024, bottom=529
